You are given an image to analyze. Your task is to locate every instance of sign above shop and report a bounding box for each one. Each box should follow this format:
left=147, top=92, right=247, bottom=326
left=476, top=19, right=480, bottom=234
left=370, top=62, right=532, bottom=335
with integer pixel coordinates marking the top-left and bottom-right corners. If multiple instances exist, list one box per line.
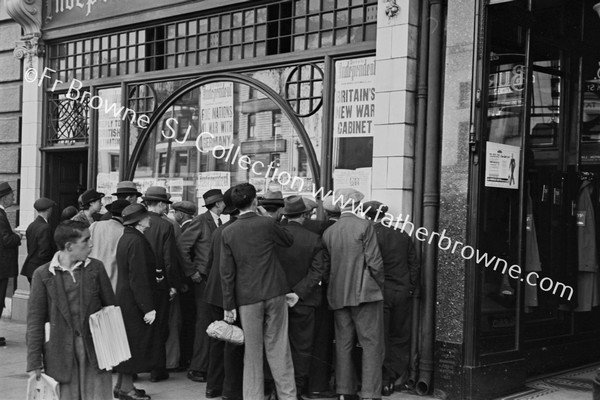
left=44, top=0, right=194, bottom=29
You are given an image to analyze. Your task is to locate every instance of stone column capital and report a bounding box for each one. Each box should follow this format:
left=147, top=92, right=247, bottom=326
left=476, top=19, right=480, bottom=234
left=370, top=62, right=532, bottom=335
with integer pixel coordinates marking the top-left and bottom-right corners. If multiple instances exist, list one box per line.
left=13, top=36, right=45, bottom=69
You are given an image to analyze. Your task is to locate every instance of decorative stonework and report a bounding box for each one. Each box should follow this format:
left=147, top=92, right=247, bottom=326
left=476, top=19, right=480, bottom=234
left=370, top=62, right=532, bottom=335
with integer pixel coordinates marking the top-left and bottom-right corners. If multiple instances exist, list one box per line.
left=6, top=0, right=43, bottom=38
left=13, top=36, right=44, bottom=69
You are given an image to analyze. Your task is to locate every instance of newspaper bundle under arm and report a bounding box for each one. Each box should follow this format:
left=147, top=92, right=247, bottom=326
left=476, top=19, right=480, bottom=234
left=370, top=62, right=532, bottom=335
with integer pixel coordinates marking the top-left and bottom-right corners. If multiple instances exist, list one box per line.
left=88, top=305, right=131, bottom=370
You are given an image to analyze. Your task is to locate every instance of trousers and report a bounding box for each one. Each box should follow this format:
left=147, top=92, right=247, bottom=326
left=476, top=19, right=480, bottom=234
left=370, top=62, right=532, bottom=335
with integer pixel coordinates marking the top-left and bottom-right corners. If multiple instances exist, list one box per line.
left=334, top=301, right=384, bottom=398
left=239, top=295, right=296, bottom=400
left=288, top=304, right=316, bottom=391
left=383, top=288, right=411, bottom=384
left=189, top=280, right=210, bottom=373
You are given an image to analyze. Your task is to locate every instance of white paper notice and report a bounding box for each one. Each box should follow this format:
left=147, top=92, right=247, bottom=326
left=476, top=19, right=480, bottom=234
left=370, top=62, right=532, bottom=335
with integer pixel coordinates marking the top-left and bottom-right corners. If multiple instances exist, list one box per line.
left=485, top=142, right=520, bottom=189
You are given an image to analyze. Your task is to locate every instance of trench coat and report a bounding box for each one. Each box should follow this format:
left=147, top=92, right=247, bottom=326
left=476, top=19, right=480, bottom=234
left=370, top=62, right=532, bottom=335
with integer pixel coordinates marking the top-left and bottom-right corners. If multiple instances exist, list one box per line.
left=26, top=257, right=115, bottom=383
left=0, top=207, right=20, bottom=279
left=322, top=212, right=384, bottom=310
left=115, top=227, right=160, bottom=373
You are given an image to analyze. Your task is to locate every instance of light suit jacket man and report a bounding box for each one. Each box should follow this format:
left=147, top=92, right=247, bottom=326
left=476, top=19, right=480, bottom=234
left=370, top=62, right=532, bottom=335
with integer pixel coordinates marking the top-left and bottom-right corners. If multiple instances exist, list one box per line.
left=322, top=212, right=384, bottom=310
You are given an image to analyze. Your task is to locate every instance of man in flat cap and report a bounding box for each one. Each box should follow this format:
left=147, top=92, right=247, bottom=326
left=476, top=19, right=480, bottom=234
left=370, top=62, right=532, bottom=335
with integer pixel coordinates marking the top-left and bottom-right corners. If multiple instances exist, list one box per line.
left=0, top=182, right=21, bottom=346
left=172, top=201, right=197, bottom=233
left=101, top=181, right=142, bottom=221
left=72, top=189, right=104, bottom=227
left=178, top=188, right=225, bottom=383
left=21, top=198, right=57, bottom=285
left=363, top=201, right=419, bottom=396
left=259, top=190, right=285, bottom=221
left=322, top=188, right=385, bottom=400
left=89, top=199, right=129, bottom=292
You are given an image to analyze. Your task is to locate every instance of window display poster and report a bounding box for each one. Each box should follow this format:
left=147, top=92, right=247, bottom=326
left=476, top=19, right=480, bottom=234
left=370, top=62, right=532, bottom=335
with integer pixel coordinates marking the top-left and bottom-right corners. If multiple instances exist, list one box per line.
left=96, top=172, right=119, bottom=206
left=333, top=168, right=372, bottom=200
left=200, top=82, right=234, bottom=150
left=333, top=57, right=376, bottom=138
left=196, top=172, right=230, bottom=203
left=97, top=88, right=122, bottom=151
left=485, top=142, right=520, bottom=189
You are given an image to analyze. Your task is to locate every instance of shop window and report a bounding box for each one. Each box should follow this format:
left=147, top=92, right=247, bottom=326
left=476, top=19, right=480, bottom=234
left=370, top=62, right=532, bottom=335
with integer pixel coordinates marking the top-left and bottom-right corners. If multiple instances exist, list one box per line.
left=175, top=151, right=189, bottom=174
left=158, top=152, right=168, bottom=176
left=273, top=111, right=282, bottom=136
left=47, top=0, right=375, bottom=82
left=284, top=63, right=324, bottom=117
left=248, top=113, right=256, bottom=138
left=297, top=146, right=308, bottom=177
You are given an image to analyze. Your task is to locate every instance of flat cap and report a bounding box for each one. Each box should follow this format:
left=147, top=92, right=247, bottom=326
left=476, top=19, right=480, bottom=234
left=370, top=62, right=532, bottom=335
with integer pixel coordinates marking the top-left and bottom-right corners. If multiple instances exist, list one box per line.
left=334, top=188, right=364, bottom=207
left=322, top=195, right=341, bottom=214
left=302, top=197, right=318, bottom=211
left=172, top=200, right=197, bottom=216
left=34, top=197, right=56, bottom=212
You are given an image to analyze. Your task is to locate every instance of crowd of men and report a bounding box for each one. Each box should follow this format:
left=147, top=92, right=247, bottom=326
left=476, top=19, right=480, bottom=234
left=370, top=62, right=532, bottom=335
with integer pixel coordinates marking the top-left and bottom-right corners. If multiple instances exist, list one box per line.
left=0, top=179, right=420, bottom=400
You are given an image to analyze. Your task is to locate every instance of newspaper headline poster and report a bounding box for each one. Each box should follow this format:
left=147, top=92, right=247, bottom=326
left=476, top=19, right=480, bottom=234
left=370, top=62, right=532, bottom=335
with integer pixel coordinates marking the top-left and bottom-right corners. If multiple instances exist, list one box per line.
left=333, top=168, right=372, bottom=200
left=196, top=172, right=230, bottom=203
left=485, top=142, right=520, bottom=189
left=200, top=82, right=234, bottom=151
left=333, top=57, right=376, bottom=138
left=97, top=88, right=121, bottom=150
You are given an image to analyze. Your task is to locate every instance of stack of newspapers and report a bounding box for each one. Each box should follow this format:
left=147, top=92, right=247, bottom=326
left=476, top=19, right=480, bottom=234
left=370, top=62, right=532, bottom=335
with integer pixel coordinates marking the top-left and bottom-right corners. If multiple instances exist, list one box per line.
left=89, top=306, right=131, bottom=370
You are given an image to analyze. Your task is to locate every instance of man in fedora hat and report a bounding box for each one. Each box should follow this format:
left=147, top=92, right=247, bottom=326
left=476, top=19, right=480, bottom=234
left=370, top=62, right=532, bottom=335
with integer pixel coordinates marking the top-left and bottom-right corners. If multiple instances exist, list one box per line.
left=363, top=201, right=419, bottom=396
left=259, top=190, right=285, bottom=220
left=101, top=181, right=142, bottom=221
left=277, top=195, right=326, bottom=397
left=322, top=188, right=385, bottom=400
left=72, top=189, right=104, bottom=227
left=21, top=198, right=57, bottom=285
left=0, top=182, right=21, bottom=346
left=89, top=199, right=129, bottom=292
left=178, top=188, right=225, bottom=383
left=142, top=186, right=181, bottom=382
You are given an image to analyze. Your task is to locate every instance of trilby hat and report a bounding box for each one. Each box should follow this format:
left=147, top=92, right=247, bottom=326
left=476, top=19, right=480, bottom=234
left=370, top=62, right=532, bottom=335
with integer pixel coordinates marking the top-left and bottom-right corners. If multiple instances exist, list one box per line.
left=122, top=203, right=148, bottom=226
left=281, top=195, right=312, bottom=216
left=112, top=181, right=142, bottom=197
left=142, top=186, right=172, bottom=204
left=0, top=182, right=13, bottom=198
left=202, top=189, right=224, bottom=207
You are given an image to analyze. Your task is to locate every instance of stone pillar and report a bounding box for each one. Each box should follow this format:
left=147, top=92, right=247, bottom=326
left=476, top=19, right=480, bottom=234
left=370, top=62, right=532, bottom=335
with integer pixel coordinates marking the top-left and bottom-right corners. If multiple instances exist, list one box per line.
left=7, top=0, right=44, bottom=322
left=373, top=0, right=419, bottom=217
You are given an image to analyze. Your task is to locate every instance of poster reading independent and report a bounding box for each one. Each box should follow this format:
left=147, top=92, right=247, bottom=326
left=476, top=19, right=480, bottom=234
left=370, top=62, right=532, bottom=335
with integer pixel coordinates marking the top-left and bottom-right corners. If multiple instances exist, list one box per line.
left=333, top=57, right=376, bottom=138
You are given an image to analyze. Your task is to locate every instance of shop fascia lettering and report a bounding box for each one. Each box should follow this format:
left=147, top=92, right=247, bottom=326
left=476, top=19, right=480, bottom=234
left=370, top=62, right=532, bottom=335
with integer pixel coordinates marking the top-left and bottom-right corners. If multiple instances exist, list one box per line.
left=54, top=0, right=114, bottom=17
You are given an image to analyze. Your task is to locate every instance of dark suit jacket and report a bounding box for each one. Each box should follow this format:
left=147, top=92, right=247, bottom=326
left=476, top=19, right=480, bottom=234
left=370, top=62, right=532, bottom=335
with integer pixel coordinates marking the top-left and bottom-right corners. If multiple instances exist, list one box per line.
left=178, top=210, right=218, bottom=278
left=144, top=211, right=179, bottom=291
left=220, top=212, right=293, bottom=310
left=22, top=216, right=55, bottom=279
left=0, top=208, right=20, bottom=279
left=276, top=221, right=325, bottom=307
left=373, top=222, right=419, bottom=296
left=26, top=258, right=115, bottom=382
left=302, top=219, right=328, bottom=236
left=204, top=218, right=236, bottom=308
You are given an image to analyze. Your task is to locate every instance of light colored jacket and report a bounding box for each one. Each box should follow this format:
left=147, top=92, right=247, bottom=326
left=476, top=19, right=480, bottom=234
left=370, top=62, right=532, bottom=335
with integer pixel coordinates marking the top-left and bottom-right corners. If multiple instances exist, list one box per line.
left=89, top=219, right=125, bottom=292
left=322, top=212, right=384, bottom=310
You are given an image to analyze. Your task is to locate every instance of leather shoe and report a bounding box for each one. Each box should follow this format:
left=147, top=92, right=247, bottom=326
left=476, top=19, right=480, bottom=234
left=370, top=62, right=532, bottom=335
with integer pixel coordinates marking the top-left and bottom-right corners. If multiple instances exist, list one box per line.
left=187, top=370, right=206, bottom=382
left=149, top=372, right=169, bottom=382
left=306, top=391, right=336, bottom=399
left=114, top=387, right=146, bottom=399
left=205, top=388, right=222, bottom=398
left=382, top=382, right=394, bottom=396
left=118, top=389, right=150, bottom=400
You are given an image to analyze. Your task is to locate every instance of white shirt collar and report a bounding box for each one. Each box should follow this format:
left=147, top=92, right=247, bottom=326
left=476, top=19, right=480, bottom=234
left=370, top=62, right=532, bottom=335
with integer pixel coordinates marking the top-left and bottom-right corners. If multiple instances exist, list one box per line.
left=209, top=209, right=221, bottom=225
left=49, top=252, right=91, bottom=281
left=0, top=205, right=5, bottom=211
left=239, top=209, right=254, bottom=215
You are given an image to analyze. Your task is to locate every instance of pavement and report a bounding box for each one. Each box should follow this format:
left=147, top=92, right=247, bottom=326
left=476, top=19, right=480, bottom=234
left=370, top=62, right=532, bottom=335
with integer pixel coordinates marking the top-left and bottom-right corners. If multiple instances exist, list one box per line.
left=0, top=317, right=437, bottom=400
left=2, top=315, right=595, bottom=400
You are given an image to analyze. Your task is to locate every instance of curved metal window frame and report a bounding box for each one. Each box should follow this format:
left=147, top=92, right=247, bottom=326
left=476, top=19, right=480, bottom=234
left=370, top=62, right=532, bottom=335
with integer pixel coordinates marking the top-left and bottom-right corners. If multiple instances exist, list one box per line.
left=126, top=72, right=321, bottom=190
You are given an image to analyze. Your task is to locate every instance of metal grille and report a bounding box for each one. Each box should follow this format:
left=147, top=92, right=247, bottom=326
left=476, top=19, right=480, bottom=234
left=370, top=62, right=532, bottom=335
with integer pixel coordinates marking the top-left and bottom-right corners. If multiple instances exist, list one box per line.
left=47, top=0, right=377, bottom=82
left=285, top=63, right=324, bottom=117
left=47, top=94, right=90, bottom=145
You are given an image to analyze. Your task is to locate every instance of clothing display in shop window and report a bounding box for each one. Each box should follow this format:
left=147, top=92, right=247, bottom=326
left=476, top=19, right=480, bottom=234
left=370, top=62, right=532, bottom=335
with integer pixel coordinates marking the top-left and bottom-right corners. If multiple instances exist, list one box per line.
left=575, top=178, right=600, bottom=312
left=524, top=185, right=542, bottom=312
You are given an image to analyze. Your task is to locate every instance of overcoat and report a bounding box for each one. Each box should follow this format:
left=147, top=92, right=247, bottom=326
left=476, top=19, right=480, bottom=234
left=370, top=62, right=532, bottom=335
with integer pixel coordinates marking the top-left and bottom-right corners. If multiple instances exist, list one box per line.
left=275, top=221, right=325, bottom=307
left=322, top=212, right=384, bottom=310
left=0, top=207, right=20, bottom=279
left=22, top=216, right=54, bottom=279
left=204, top=218, right=236, bottom=308
left=26, top=257, right=115, bottom=383
left=89, top=219, right=124, bottom=292
left=144, top=211, right=180, bottom=291
left=115, top=227, right=160, bottom=373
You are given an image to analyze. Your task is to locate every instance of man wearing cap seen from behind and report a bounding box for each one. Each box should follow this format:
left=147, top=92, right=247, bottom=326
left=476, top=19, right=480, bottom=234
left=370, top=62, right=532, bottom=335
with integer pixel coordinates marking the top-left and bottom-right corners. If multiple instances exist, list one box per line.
left=0, top=182, right=21, bottom=347
left=178, top=188, right=225, bottom=383
left=101, top=181, right=142, bottom=221
left=172, top=201, right=197, bottom=233
left=21, top=198, right=56, bottom=285
left=321, top=188, right=385, bottom=400
left=72, top=189, right=104, bottom=227
left=89, top=199, right=129, bottom=292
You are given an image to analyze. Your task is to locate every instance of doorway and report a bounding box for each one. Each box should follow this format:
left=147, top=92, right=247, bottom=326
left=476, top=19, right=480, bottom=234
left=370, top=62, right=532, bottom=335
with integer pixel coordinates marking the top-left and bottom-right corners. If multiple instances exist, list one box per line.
left=45, top=150, right=88, bottom=228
